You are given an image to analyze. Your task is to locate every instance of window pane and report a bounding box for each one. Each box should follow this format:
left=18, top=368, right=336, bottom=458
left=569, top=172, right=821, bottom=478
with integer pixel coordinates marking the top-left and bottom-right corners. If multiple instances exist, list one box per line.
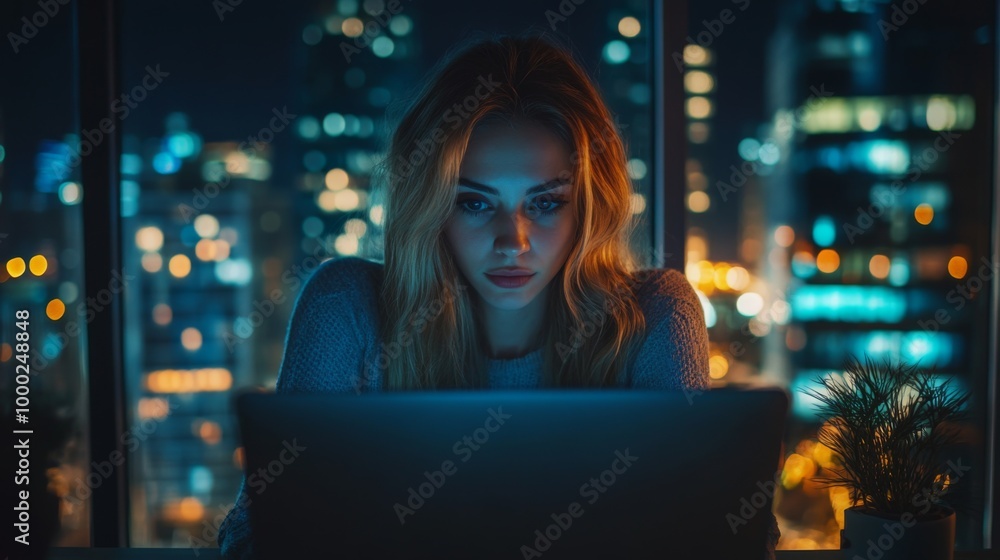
left=686, top=0, right=995, bottom=550
left=120, top=0, right=651, bottom=547
left=1, top=0, right=91, bottom=549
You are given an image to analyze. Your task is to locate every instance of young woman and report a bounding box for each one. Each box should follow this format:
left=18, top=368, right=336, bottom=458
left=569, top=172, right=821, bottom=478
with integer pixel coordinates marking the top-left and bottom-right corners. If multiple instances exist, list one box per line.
left=219, top=32, right=777, bottom=558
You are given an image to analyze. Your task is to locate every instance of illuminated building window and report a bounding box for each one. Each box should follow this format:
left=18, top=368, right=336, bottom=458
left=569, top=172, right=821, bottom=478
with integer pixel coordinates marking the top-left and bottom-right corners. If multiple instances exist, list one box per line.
left=688, top=122, right=710, bottom=143
left=153, top=304, right=172, bottom=326
left=602, top=40, right=630, bottom=64
left=684, top=71, right=714, bottom=94
left=948, top=256, right=968, bottom=279
left=812, top=216, right=836, bottom=247
left=774, top=225, right=795, bottom=248
left=46, top=299, right=66, bottom=320
left=816, top=249, right=840, bottom=273
left=687, top=191, right=710, bottom=213
left=914, top=203, right=934, bottom=225
left=181, top=328, right=203, bottom=351
left=618, top=16, right=641, bottom=38
left=7, top=257, right=27, bottom=278
left=136, top=227, right=164, bottom=252
left=168, top=255, right=192, bottom=278
left=683, top=45, right=711, bottom=66
left=869, top=255, right=890, bottom=279
left=29, top=255, right=48, bottom=276
left=686, top=96, right=713, bottom=119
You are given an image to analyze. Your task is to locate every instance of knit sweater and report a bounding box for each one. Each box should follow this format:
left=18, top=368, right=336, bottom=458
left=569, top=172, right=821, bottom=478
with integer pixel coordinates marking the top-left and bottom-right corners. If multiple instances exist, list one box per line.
left=217, top=256, right=780, bottom=558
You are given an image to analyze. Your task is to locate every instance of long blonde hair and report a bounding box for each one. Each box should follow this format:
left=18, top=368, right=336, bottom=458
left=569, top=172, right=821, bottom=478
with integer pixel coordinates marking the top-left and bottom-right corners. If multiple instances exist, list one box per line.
left=373, top=32, right=649, bottom=390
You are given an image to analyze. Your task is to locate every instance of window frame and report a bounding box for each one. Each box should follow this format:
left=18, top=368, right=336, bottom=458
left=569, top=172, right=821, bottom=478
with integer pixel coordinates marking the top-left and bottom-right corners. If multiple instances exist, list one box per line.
left=79, top=0, right=130, bottom=546
left=76, top=0, right=999, bottom=550
left=988, top=0, right=1000, bottom=546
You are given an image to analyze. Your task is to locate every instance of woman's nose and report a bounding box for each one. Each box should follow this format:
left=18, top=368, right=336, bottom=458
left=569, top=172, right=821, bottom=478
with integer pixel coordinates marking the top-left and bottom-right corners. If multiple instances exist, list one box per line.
left=493, top=211, right=531, bottom=257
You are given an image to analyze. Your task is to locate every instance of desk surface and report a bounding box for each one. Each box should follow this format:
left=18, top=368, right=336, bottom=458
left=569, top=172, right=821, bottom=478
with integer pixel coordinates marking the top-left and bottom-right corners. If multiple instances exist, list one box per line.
left=43, top=547, right=1000, bottom=559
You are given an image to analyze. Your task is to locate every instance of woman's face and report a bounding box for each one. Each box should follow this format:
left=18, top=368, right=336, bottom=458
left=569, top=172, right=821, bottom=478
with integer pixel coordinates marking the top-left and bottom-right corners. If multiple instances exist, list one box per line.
left=444, top=121, right=578, bottom=311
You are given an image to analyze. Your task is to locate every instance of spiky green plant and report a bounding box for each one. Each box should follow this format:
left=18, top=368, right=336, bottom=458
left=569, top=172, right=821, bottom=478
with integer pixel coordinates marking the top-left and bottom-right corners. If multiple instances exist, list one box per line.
left=800, top=354, right=970, bottom=516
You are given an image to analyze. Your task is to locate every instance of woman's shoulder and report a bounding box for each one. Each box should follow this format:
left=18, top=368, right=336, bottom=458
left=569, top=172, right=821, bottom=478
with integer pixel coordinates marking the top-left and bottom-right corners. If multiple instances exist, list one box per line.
left=277, top=257, right=385, bottom=395
left=628, top=267, right=701, bottom=317
left=298, top=256, right=385, bottom=304
left=627, top=267, right=710, bottom=390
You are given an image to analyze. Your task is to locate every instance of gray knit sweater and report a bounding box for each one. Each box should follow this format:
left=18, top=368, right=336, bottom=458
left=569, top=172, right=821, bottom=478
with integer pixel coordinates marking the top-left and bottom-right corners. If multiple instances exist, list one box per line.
left=217, top=256, right=780, bottom=558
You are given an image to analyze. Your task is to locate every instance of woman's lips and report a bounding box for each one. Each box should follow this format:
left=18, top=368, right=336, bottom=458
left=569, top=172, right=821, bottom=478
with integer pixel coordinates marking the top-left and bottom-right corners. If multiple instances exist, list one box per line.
left=485, top=273, right=535, bottom=288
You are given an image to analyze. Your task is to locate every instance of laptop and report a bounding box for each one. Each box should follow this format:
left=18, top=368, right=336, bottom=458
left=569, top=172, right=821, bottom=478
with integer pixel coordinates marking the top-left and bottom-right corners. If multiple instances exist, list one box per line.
left=235, top=387, right=789, bottom=559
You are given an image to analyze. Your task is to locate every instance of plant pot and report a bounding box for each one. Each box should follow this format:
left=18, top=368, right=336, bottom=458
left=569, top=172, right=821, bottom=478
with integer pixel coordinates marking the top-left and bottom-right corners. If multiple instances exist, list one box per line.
left=840, top=505, right=955, bottom=560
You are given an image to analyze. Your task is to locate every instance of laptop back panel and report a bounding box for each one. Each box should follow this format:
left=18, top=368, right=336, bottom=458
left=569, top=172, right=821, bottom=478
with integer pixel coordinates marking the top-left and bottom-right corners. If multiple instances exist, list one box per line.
left=236, top=388, right=788, bottom=559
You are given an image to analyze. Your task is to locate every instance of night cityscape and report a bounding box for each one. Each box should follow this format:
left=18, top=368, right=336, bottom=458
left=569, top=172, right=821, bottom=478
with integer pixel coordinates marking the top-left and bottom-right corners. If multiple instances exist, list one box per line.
left=0, top=0, right=996, bottom=554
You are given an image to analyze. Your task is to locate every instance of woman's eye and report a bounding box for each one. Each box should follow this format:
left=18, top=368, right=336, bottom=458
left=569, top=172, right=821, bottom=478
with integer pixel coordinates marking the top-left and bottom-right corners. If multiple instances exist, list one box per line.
left=456, top=196, right=568, bottom=218
left=458, top=199, right=490, bottom=216
left=530, top=196, right=568, bottom=216
left=535, top=198, right=556, bottom=211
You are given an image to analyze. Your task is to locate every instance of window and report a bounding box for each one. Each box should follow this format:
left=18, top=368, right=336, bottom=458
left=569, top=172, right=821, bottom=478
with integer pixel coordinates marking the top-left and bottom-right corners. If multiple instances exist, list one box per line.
left=115, top=0, right=652, bottom=548
left=2, top=0, right=995, bottom=553
left=1, top=0, right=91, bottom=547
left=684, top=0, right=997, bottom=550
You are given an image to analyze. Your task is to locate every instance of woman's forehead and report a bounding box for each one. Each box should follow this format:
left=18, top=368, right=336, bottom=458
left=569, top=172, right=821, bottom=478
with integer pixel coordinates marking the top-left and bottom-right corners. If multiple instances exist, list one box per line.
left=456, top=176, right=571, bottom=196
left=461, top=123, right=573, bottom=179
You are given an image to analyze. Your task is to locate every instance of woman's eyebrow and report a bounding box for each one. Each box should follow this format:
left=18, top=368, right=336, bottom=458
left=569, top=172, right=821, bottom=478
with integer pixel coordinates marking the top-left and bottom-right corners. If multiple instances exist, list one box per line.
left=457, top=176, right=571, bottom=196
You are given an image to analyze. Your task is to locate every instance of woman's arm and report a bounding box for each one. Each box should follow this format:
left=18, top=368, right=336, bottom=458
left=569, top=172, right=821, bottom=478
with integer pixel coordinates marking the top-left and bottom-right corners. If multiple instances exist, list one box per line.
left=629, top=268, right=711, bottom=391
left=217, top=477, right=254, bottom=559
left=275, top=257, right=382, bottom=394
left=217, top=258, right=379, bottom=558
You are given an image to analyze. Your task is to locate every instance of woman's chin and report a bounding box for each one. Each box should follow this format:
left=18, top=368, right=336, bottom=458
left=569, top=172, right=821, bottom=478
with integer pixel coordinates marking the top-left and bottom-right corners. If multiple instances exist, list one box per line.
left=475, top=288, right=538, bottom=310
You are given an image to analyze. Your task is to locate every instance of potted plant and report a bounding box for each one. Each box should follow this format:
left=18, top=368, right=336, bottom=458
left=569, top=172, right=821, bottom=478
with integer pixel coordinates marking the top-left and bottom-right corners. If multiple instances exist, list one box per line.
left=801, top=354, right=970, bottom=560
